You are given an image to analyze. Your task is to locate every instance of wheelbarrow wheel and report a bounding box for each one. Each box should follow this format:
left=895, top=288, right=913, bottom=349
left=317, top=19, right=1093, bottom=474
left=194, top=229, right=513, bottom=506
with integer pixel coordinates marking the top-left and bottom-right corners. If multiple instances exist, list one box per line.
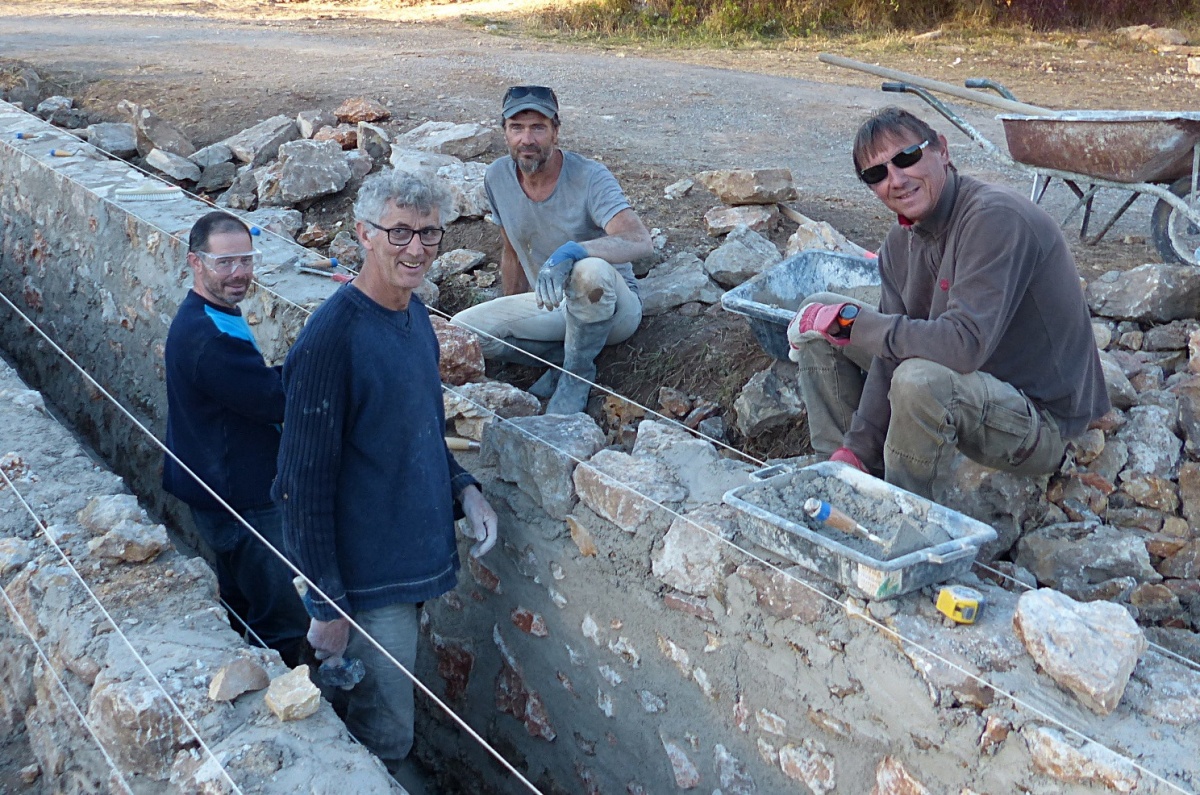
left=1151, top=176, right=1200, bottom=265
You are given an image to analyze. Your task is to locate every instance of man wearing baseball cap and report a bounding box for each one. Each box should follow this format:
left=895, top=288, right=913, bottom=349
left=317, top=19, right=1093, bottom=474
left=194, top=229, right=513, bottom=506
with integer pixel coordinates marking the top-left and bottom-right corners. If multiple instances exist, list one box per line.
left=451, top=85, right=653, bottom=415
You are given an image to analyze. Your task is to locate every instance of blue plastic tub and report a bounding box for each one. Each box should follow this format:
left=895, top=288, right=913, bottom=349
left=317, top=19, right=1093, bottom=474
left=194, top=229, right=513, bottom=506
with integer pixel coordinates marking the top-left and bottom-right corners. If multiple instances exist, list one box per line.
left=720, top=249, right=881, bottom=361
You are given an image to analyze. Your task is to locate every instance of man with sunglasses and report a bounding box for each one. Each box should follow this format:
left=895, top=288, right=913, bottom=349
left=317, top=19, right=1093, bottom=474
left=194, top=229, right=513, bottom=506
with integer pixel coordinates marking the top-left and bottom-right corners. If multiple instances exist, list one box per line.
left=788, top=106, right=1108, bottom=500
left=274, top=169, right=497, bottom=781
left=163, top=211, right=310, bottom=667
left=451, top=85, right=653, bottom=415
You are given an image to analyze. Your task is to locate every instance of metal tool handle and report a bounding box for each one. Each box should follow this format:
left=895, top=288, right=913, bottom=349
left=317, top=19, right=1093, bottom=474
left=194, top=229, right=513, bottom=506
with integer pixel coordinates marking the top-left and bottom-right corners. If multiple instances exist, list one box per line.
left=963, top=78, right=1018, bottom=101
left=923, top=543, right=976, bottom=565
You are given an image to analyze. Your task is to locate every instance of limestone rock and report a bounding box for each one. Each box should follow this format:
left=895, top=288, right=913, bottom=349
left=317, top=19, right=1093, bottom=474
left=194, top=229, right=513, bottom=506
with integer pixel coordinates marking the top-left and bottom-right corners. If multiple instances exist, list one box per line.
left=1116, top=405, right=1181, bottom=477
left=85, top=123, right=137, bottom=158
left=573, top=449, right=686, bottom=534
left=389, top=147, right=462, bottom=176
left=714, top=744, right=755, bottom=795
left=0, top=537, right=35, bottom=575
left=704, top=205, right=779, bottom=235
left=443, top=381, right=540, bottom=441
left=734, top=363, right=805, bottom=437
left=133, top=107, right=195, bottom=158
left=218, top=168, right=259, bottom=211
left=736, top=563, right=831, bottom=623
left=632, top=420, right=754, bottom=505
left=638, top=253, right=724, bottom=316
left=222, top=115, right=299, bottom=167
left=429, top=317, right=486, bottom=386
left=345, top=149, right=373, bottom=181
left=1141, top=27, right=1189, bottom=45
left=145, top=149, right=201, bottom=182
left=429, top=249, right=486, bottom=284
left=1098, top=351, right=1137, bottom=409
left=257, top=139, right=351, bottom=206
left=1087, top=264, right=1200, bottom=322
left=328, top=230, right=362, bottom=269
left=652, top=504, right=739, bottom=595
left=1015, top=522, right=1160, bottom=597
left=1160, top=540, right=1200, bottom=579
left=1023, top=725, right=1140, bottom=791
left=87, top=519, right=170, bottom=563
left=784, top=211, right=869, bottom=258
left=297, top=108, right=338, bottom=138
left=334, top=97, right=390, bottom=124
left=1125, top=648, right=1200, bottom=725
left=35, top=95, right=72, bottom=116
left=779, top=739, right=835, bottom=794
left=660, top=735, right=701, bottom=789
left=695, top=168, right=796, bottom=205
left=87, top=674, right=190, bottom=777
left=244, top=208, right=304, bottom=240
left=1172, top=375, right=1200, bottom=456
left=189, top=142, right=234, bottom=169
left=312, top=123, right=357, bottom=150
left=208, top=658, right=271, bottom=701
left=1013, top=588, right=1147, bottom=714
left=196, top=162, right=237, bottom=193
left=437, top=160, right=489, bottom=224
left=664, top=177, right=693, bottom=199
left=415, top=277, right=440, bottom=308
left=871, top=755, right=929, bottom=795
left=481, top=414, right=606, bottom=519
left=78, top=494, right=147, bottom=534
left=265, top=665, right=321, bottom=721
left=395, top=121, right=497, bottom=159
left=703, top=224, right=780, bottom=288
left=357, top=121, right=391, bottom=160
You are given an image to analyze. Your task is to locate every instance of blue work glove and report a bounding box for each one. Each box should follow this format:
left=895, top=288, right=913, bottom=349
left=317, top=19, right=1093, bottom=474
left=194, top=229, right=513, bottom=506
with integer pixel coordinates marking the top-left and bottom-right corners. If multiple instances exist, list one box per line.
left=535, top=241, right=588, bottom=310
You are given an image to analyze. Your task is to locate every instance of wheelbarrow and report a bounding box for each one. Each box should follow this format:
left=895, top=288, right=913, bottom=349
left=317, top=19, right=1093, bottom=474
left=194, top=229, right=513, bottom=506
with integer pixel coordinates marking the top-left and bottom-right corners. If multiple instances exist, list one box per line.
left=819, top=54, right=1200, bottom=266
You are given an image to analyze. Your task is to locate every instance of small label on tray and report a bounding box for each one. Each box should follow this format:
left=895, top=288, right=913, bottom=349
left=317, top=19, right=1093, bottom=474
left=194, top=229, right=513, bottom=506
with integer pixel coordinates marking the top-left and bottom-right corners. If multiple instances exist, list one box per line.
left=857, top=565, right=902, bottom=599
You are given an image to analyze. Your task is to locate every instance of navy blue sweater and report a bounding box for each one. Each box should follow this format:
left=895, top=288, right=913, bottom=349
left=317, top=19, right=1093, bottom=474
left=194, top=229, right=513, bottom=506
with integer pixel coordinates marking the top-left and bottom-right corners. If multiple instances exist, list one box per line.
left=164, top=290, right=284, bottom=511
left=273, top=284, right=478, bottom=620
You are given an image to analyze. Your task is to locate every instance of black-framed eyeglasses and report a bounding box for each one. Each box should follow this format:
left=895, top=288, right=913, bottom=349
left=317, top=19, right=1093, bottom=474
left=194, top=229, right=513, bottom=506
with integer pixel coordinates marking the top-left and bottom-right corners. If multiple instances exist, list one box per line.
left=503, top=85, right=558, bottom=106
left=859, top=140, right=930, bottom=185
left=364, top=219, right=445, bottom=247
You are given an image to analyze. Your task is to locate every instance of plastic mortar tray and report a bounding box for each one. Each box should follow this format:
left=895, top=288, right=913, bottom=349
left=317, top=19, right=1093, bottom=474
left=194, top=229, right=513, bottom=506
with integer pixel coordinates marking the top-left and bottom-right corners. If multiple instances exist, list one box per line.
left=723, top=461, right=997, bottom=601
left=720, top=249, right=881, bottom=361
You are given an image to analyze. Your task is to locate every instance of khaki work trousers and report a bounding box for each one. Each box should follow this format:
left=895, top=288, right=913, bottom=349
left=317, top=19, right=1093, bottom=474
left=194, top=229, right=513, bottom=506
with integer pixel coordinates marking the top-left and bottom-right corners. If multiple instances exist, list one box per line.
left=450, top=257, right=641, bottom=360
left=793, top=291, right=1066, bottom=500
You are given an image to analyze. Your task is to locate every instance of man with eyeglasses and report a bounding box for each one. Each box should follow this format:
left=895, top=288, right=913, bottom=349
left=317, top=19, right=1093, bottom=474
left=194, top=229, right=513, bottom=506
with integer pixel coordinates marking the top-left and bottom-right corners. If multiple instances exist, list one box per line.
left=274, top=169, right=497, bottom=781
left=163, top=211, right=310, bottom=667
left=787, top=106, right=1108, bottom=500
left=450, top=85, right=654, bottom=415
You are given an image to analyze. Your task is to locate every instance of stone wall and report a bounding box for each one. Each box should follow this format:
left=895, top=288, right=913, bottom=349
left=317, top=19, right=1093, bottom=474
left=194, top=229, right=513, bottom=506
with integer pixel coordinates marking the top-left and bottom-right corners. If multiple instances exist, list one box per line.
left=0, top=357, right=398, bottom=792
left=3, top=98, right=1198, bottom=794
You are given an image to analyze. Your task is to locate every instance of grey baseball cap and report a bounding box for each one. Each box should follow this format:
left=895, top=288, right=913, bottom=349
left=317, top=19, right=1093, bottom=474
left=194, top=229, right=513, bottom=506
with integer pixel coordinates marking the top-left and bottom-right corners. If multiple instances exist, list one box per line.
left=502, top=86, right=559, bottom=120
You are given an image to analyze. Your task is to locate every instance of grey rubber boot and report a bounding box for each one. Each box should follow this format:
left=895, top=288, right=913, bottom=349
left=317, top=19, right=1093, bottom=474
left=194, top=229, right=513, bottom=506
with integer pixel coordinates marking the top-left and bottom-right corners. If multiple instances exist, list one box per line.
left=527, top=368, right=560, bottom=399
left=544, top=311, right=617, bottom=415
left=491, top=338, right=564, bottom=368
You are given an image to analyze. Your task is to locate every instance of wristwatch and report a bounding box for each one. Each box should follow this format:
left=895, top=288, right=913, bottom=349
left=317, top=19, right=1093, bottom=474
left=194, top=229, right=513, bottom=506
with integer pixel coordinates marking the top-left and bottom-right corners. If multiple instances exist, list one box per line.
left=830, top=304, right=859, bottom=339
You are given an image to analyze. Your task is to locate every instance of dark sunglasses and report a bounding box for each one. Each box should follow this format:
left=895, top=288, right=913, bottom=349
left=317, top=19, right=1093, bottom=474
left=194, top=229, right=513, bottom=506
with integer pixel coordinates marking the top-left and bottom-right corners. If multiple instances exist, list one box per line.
left=859, top=140, right=930, bottom=185
left=503, top=85, right=558, bottom=106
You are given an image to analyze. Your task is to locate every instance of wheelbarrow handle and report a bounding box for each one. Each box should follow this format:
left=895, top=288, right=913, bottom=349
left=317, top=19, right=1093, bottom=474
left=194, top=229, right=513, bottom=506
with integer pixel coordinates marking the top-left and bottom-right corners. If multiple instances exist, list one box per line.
left=963, top=78, right=1018, bottom=102
left=882, top=81, right=909, bottom=93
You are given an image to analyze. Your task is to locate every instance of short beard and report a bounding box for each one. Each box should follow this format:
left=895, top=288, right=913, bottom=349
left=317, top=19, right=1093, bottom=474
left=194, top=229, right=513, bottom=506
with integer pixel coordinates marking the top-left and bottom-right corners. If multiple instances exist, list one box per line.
left=515, top=148, right=549, bottom=175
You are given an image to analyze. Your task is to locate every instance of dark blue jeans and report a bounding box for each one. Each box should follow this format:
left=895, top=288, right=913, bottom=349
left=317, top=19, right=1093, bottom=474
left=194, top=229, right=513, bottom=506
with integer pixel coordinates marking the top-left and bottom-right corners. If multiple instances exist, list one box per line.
left=190, top=505, right=309, bottom=662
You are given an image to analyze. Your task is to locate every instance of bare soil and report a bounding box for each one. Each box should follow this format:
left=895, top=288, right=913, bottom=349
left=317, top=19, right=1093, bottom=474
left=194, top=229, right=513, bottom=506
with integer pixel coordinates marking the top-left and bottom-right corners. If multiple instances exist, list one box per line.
left=2, top=0, right=1198, bottom=456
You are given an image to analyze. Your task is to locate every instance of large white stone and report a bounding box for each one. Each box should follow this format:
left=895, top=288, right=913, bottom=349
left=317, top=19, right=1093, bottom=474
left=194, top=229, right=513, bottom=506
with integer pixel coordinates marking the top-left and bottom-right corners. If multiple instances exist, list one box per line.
left=1023, top=726, right=1140, bottom=792
left=638, top=254, right=724, bottom=316
left=221, top=115, right=299, bottom=167
left=695, top=168, right=796, bottom=205
left=632, top=420, right=754, bottom=505
left=481, top=414, right=606, bottom=520
left=652, top=504, right=740, bottom=595
left=394, top=121, right=497, bottom=159
left=443, top=381, right=540, bottom=441
left=1013, top=588, right=1146, bottom=714
left=703, top=224, right=780, bottom=288
left=264, top=665, right=321, bottom=721
left=734, top=364, right=805, bottom=438
left=573, top=449, right=686, bottom=534
left=145, top=149, right=201, bottom=182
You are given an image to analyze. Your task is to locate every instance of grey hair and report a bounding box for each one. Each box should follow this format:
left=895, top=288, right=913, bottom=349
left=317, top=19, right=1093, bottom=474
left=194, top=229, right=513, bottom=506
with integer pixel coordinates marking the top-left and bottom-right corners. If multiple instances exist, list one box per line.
left=353, top=168, right=450, bottom=225
left=852, top=106, right=944, bottom=181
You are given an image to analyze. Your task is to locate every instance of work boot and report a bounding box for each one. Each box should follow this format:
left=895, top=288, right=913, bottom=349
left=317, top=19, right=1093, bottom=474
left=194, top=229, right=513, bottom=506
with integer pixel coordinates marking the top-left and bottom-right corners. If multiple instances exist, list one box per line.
left=545, top=310, right=616, bottom=415
left=493, top=337, right=563, bottom=369
left=527, top=368, right=560, bottom=399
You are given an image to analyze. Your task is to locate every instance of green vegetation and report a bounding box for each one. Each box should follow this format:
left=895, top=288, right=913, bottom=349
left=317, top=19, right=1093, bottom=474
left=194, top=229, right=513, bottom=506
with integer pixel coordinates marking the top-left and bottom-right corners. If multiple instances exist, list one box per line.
left=534, top=0, right=1197, bottom=41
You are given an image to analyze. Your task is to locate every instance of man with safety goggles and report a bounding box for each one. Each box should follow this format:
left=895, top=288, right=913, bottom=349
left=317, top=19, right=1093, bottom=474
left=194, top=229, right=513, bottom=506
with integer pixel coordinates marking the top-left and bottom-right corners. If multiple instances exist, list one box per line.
left=788, top=106, right=1109, bottom=500
left=163, top=211, right=310, bottom=666
left=450, top=85, right=654, bottom=415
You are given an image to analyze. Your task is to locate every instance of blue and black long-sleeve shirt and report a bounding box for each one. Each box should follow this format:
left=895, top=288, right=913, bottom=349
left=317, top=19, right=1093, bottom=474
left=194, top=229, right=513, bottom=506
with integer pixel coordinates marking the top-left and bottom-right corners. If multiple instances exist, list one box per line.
left=273, top=284, right=478, bottom=620
left=164, top=290, right=284, bottom=511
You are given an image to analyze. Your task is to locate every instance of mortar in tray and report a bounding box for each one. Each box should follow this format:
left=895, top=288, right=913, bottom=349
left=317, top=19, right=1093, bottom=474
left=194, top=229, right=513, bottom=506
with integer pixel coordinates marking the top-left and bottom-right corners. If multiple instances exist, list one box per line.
left=720, top=249, right=881, bottom=361
left=724, top=462, right=997, bottom=600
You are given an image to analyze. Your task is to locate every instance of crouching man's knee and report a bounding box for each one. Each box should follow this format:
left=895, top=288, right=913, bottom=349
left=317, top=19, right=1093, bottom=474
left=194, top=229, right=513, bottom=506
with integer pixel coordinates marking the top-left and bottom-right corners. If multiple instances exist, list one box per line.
left=889, top=359, right=956, bottom=421
left=565, top=257, right=620, bottom=323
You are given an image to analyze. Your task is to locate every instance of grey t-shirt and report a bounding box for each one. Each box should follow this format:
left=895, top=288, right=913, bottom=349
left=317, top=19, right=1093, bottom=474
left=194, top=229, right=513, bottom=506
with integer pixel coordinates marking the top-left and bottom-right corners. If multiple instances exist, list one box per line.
left=485, top=150, right=638, bottom=292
